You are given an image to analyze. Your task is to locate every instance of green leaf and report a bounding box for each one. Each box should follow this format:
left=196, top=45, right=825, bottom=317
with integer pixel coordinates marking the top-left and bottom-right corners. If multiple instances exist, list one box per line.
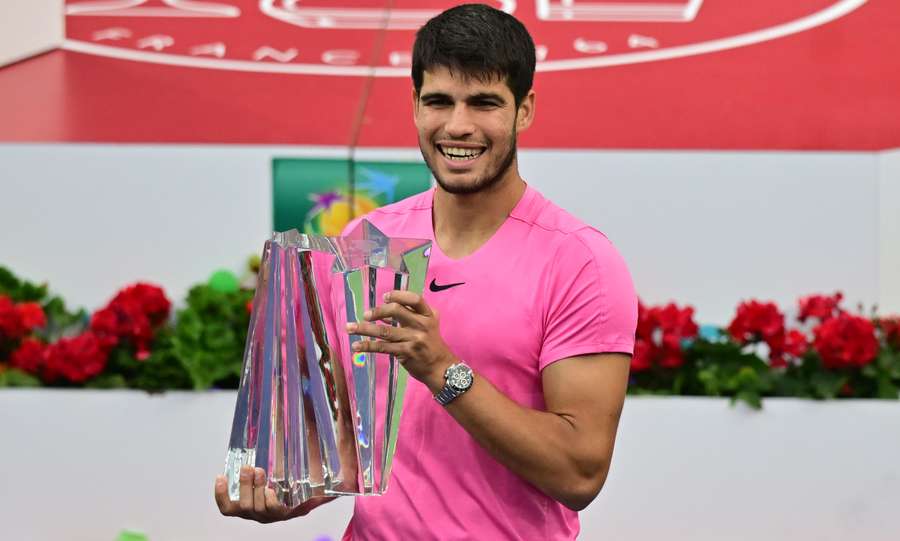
left=0, top=266, right=48, bottom=302
left=171, top=284, right=252, bottom=390
left=876, top=378, right=899, bottom=399
left=129, top=345, right=193, bottom=392
left=733, top=390, right=763, bottom=409
left=876, top=350, right=894, bottom=370
left=810, top=371, right=845, bottom=399
left=85, top=374, right=129, bottom=389
left=0, top=368, right=42, bottom=387
left=0, top=267, right=23, bottom=297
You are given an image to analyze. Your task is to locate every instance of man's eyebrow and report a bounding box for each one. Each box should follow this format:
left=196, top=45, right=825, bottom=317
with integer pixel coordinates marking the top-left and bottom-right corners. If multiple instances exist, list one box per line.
left=418, top=91, right=507, bottom=104
left=467, top=92, right=506, bottom=104
left=419, top=92, right=452, bottom=101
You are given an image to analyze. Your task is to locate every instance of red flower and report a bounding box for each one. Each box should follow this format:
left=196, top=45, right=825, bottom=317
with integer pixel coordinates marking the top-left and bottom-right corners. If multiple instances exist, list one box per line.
left=658, top=349, right=686, bottom=369
left=784, top=330, right=809, bottom=358
left=631, top=340, right=653, bottom=372
left=728, top=300, right=784, bottom=345
left=812, top=313, right=878, bottom=369
left=112, top=283, right=171, bottom=325
left=727, top=300, right=812, bottom=368
left=798, top=292, right=844, bottom=323
left=15, top=302, right=46, bottom=332
left=635, top=300, right=656, bottom=343
left=89, top=306, right=123, bottom=349
left=246, top=300, right=253, bottom=314
left=10, top=338, right=46, bottom=375
left=631, top=301, right=698, bottom=371
left=0, top=295, right=25, bottom=339
left=656, top=303, right=700, bottom=339
left=90, top=302, right=153, bottom=356
left=89, top=283, right=169, bottom=360
left=877, top=316, right=900, bottom=349
left=42, top=332, right=109, bottom=383
left=768, top=329, right=810, bottom=368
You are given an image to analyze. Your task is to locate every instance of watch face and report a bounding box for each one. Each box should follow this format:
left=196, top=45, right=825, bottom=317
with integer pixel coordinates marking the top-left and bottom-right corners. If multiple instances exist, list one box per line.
left=447, top=365, right=473, bottom=391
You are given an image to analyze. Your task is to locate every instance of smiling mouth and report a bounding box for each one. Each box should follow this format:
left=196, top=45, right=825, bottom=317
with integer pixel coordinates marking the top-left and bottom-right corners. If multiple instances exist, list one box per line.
left=437, top=144, right=485, bottom=161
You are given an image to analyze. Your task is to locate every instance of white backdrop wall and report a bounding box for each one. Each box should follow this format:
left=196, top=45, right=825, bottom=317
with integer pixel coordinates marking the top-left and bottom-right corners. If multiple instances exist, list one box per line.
left=0, top=0, right=63, bottom=67
left=0, top=143, right=894, bottom=324
left=0, top=143, right=344, bottom=311
left=879, top=150, right=900, bottom=313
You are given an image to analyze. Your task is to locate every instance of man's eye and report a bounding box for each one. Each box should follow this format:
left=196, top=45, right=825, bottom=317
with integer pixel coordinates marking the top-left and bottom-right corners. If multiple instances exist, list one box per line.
left=473, top=101, right=500, bottom=108
left=425, top=100, right=451, bottom=107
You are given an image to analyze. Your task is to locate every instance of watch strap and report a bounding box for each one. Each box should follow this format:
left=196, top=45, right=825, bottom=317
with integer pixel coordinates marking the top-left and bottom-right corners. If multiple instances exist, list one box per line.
left=434, top=362, right=473, bottom=406
left=434, top=385, right=464, bottom=406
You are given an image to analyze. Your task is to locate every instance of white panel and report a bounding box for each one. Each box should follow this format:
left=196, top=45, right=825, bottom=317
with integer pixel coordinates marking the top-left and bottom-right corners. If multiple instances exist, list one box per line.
left=518, top=150, right=881, bottom=324
left=0, top=144, right=883, bottom=325
left=588, top=397, right=900, bottom=540
left=0, top=0, right=64, bottom=67
left=0, top=143, right=347, bottom=312
left=879, top=149, right=900, bottom=313
left=1, top=391, right=898, bottom=540
left=0, top=390, right=355, bottom=541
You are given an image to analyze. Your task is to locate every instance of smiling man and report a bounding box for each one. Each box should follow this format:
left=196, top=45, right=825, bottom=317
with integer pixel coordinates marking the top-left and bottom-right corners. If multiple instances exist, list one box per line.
left=215, top=4, right=637, bottom=540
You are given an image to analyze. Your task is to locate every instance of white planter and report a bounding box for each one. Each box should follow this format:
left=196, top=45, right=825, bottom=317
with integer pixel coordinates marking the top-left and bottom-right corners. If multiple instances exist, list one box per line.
left=2, top=391, right=898, bottom=541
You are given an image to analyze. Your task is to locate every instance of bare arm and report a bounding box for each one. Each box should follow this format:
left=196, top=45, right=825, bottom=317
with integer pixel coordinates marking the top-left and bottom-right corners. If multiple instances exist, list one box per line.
left=350, top=290, right=630, bottom=510
left=436, top=352, right=630, bottom=510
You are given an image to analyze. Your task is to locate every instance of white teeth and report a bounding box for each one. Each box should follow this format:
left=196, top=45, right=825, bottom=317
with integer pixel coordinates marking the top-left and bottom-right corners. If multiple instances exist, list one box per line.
left=440, top=146, right=483, bottom=160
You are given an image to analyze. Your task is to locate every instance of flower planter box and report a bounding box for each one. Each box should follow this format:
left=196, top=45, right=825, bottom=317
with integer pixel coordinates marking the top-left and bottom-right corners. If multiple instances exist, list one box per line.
left=3, top=391, right=898, bottom=541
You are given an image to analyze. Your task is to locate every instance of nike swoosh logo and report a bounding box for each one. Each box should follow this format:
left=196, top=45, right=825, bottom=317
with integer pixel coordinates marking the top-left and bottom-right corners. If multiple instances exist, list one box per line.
left=429, top=278, right=466, bottom=292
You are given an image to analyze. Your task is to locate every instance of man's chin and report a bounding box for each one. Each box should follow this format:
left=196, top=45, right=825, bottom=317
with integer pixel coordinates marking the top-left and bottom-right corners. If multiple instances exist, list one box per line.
left=434, top=175, right=488, bottom=195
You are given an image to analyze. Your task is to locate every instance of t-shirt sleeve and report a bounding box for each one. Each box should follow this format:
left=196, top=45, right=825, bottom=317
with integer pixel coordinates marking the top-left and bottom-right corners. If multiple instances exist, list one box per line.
left=538, top=229, right=638, bottom=371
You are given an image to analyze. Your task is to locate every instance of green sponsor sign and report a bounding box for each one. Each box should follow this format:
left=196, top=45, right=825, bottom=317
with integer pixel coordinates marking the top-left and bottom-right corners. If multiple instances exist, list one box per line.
left=273, top=158, right=432, bottom=236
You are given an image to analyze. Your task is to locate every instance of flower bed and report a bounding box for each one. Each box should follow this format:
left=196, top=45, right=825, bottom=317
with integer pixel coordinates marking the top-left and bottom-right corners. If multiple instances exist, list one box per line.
left=0, top=265, right=253, bottom=391
left=1, top=265, right=898, bottom=408
left=631, top=294, right=900, bottom=407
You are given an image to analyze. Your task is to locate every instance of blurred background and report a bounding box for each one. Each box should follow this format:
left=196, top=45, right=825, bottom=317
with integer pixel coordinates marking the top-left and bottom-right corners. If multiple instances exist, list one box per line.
left=1, top=1, right=899, bottom=540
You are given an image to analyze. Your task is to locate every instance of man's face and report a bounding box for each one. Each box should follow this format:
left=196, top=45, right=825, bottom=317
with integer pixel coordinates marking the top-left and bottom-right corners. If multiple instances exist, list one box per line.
left=413, top=66, right=534, bottom=195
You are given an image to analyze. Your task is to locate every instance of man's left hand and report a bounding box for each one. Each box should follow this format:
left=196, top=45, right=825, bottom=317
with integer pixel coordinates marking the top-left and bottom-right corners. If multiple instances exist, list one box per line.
left=345, top=290, right=455, bottom=392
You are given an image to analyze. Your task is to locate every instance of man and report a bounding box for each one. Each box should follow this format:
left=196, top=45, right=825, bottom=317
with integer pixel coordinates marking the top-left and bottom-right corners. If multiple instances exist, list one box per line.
left=215, top=4, right=637, bottom=539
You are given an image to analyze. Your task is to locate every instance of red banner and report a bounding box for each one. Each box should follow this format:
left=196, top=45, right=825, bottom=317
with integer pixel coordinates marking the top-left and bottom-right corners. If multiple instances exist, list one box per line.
left=0, top=0, right=896, bottom=149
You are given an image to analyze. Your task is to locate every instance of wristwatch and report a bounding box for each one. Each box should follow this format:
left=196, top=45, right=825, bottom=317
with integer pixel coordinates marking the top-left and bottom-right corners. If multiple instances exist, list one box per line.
left=434, top=362, right=474, bottom=406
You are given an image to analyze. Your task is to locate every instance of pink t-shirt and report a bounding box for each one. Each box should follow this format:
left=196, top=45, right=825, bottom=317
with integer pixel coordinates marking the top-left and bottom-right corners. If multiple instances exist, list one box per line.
left=341, top=185, right=637, bottom=540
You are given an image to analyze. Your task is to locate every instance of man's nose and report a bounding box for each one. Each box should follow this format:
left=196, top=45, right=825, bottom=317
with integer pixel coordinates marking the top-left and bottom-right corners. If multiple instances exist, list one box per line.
left=445, top=105, right=475, bottom=137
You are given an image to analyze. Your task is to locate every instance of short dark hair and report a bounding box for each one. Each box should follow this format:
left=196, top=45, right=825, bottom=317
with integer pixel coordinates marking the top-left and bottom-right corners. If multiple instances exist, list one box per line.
left=411, top=4, right=536, bottom=106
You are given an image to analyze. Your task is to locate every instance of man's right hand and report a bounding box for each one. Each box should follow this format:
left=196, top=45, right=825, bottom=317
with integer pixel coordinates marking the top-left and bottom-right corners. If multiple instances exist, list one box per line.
left=214, top=466, right=335, bottom=523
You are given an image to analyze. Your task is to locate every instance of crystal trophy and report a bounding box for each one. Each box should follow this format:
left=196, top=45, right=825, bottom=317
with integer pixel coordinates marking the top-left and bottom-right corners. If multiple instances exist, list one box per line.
left=224, top=220, right=431, bottom=507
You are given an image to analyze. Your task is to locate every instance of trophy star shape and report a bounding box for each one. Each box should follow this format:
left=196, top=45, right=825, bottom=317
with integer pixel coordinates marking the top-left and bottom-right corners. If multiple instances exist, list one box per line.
left=225, top=219, right=431, bottom=507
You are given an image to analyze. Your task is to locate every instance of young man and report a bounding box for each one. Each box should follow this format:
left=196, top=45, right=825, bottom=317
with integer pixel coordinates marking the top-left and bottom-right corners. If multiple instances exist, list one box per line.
left=215, top=4, right=637, bottom=539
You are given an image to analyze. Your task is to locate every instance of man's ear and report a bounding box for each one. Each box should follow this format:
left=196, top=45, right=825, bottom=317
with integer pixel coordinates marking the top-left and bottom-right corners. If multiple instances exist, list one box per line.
left=516, top=89, right=536, bottom=133
left=412, top=88, right=420, bottom=118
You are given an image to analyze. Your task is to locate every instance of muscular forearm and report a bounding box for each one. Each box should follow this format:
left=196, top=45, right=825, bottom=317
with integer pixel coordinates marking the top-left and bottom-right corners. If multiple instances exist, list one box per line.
left=347, top=291, right=626, bottom=510
left=421, top=363, right=612, bottom=511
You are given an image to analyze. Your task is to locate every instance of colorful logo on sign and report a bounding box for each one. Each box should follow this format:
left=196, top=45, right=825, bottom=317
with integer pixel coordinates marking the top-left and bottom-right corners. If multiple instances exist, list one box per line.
left=64, top=0, right=867, bottom=75
left=272, top=158, right=432, bottom=236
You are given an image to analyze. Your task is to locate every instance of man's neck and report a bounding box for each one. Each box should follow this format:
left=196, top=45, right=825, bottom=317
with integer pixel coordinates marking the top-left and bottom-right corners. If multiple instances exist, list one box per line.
left=432, top=169, right=527, bottom=260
